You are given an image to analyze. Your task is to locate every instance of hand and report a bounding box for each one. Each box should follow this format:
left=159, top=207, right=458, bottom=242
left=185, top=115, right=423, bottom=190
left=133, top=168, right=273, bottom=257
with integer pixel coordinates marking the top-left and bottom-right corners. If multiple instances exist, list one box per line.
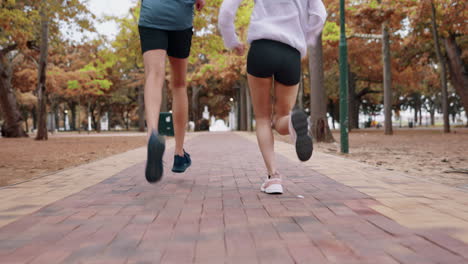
left=195, top=0, right=205, bottom=11
left=233, top=44, right=245, bottom=56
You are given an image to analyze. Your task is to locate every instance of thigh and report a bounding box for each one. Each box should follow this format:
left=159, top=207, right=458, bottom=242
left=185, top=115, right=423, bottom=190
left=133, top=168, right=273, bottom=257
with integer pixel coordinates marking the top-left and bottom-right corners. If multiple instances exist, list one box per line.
left=247, top=74, right=273, bottom=119
left=168, top=56, right=188, bottom=88
left=274, top=81, right=299, bottom=117
left=143, top=49, right=167, bottom=77
left=167, top=27, right=193, bottom=59
left=139, top=26, right=169, bottom=55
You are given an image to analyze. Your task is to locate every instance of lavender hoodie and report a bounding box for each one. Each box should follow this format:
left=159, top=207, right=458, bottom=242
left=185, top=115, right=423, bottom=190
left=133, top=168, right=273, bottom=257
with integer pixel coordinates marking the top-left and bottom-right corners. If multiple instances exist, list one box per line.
left=218, top=0, right=327, bottom=58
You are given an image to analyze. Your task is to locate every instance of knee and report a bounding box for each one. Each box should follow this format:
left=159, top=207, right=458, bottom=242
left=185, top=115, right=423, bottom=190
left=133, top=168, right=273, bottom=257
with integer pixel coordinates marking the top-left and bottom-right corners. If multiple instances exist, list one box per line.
left=272, top=114, right=287, bottom=125
left=255, top=115, right=272, bottom=127
left=171, top=77, right=187, bottom=90
left=272, top=115, right=279, bottom=126
left=146, top=67, right=165, bottom=80
left=172, top=81, right=187, bottom=90
left=272, top=114, right=289, bottom=134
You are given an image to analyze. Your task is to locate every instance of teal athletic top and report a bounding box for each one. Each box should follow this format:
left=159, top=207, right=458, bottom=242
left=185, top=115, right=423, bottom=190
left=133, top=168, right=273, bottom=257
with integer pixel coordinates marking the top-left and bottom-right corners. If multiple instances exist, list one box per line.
left=139, top=0, right=196, bottom=31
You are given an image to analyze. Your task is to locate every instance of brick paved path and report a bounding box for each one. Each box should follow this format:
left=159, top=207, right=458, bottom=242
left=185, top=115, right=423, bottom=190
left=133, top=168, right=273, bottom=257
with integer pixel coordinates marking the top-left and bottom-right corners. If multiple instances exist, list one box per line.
left=1, top=133, right=468, bottom=264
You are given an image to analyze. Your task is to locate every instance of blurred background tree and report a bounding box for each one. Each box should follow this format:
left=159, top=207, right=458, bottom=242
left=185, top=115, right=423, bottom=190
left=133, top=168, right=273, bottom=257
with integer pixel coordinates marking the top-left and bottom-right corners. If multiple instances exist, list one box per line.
left=0, top=0, right=466, bottom=138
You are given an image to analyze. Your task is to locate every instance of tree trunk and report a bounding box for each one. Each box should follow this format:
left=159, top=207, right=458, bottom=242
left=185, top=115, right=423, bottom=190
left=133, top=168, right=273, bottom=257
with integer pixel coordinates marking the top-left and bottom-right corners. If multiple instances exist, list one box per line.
left=91, top=115, right=96, bottom=131
left=466, top=112, right=468, bottom=127
left=347, top=70, right=359, bottom=130
left=32, top=106, right=37, bottom=130
left=0, top=52, right=28, bottom=138
left=430, top=109, right=435, bottom=126
left=382, top=21, right=393, bottom=135
left=94, top=104, right=101, bottom=133
left=308, top=36, right=335, bottom=142
left=69, top=101, right=77, bottom=131
left=419, top=108, right=422, bottom=125
left=96, top=114, right=101, bottom=132
left=63, top=107, right=67, bottom=131
left=35, top=5, right=49, bottom=140
left=125, top=106, right=130, bottom=130
left=430, top=0, right=450, bottom=133
left=328, top=99, right=338, bottom=130
left=138, top=85, right=145, bottom=132
left=238, top=81, right=249, bottom=131
left=52, top=103, right=59, bottom=133
left=413, top=107, right=418, bottom=126
left=89, top=103, right=96, bottom=131
left=444, top=34, right=468, bottom=116
left=78, top=99, right=82, bottom=133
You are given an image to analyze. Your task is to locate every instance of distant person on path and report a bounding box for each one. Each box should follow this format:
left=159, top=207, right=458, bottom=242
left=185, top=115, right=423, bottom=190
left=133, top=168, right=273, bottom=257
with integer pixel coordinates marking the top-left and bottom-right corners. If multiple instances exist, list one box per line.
left=139, top=0, right=205, bottom=183
left=219, top=0, right=327, bottom=194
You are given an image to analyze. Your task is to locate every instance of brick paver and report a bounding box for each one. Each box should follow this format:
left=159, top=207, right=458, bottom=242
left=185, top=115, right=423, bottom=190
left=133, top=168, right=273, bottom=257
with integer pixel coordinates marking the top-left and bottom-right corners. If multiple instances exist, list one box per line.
left=0, top=134, right=198, bottom=228
left=1, top=132, right=467, bottom=263
left=240, top=133, right=468, bottom=244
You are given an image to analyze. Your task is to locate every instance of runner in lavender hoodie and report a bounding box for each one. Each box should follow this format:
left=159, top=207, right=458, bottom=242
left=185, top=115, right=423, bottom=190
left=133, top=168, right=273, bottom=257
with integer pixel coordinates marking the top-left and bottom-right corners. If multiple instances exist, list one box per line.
left=219, top=0, right=327, bottom=194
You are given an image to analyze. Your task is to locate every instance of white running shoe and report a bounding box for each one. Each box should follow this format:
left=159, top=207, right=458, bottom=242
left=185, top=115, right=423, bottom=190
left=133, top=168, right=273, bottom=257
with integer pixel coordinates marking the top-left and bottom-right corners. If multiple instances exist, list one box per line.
left=260, top=173, right=283, bottom=194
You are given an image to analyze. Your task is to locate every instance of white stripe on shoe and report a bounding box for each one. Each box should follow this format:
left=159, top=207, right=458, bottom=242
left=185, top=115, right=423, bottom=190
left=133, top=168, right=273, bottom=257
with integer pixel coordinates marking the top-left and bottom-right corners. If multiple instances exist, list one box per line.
left=260, top=177, right=283, bottom=194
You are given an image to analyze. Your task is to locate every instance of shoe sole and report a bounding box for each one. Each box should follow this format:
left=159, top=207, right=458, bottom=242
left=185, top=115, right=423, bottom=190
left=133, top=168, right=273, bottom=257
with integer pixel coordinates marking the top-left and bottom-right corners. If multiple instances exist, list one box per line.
left=145, top=134, right=165, bottom=183
left=261, top=184, right=283, bottom=195
left=291, top=109, right=313, bottom=162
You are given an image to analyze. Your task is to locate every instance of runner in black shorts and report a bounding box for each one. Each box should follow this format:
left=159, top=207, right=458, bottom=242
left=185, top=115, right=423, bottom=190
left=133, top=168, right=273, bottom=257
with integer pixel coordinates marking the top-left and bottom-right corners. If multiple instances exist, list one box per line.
left=247, top=39, right=302, bottom=86
left=139, top=0, right=205, bottom=183
left=219, top=0, right=327, bottom=194
left=139, top=27, right=193, bottom=59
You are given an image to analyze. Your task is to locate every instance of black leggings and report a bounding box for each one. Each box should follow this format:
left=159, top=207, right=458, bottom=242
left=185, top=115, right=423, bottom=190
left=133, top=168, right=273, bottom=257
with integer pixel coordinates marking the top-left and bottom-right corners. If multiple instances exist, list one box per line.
left=247, top=39, right=301, bottom=86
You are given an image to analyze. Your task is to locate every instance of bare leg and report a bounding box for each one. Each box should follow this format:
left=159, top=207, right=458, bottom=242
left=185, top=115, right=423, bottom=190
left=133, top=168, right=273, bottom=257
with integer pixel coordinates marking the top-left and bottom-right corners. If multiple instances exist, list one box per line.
left=274, top=81, right=312, bottom=162
left=143, top=50, right=167, bottom=139
left=168, top=56, right=189, bottom=156
left=273, top=81, right=299, bottom=135
left=247, top=74, right=276, bottom=175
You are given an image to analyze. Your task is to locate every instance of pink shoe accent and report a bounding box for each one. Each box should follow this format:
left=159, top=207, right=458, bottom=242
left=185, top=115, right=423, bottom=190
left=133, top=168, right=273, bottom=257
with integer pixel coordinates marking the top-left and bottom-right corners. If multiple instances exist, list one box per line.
left=260, top=172, right=283, bottom=194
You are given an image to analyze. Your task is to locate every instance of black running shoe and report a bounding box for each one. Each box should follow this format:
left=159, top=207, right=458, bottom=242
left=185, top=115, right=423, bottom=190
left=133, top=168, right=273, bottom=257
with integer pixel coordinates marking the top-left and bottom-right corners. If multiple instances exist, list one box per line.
left=145, top=131, right=165, bottom=183
left=171, top=150, right=191, bottom=173
left=289, top=109, right=313, bottom=161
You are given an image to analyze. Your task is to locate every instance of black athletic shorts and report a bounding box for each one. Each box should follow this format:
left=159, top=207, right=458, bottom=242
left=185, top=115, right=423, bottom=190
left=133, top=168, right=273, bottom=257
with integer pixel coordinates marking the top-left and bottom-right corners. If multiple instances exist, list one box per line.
left=247, top=39, right=301, bottom=86
left=138, top=26, right=193, bottom=59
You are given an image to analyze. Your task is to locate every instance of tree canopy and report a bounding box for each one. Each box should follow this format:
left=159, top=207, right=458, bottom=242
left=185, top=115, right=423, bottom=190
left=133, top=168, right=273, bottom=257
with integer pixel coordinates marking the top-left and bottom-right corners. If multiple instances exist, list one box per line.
left=0, top=0, right=466, bottom=136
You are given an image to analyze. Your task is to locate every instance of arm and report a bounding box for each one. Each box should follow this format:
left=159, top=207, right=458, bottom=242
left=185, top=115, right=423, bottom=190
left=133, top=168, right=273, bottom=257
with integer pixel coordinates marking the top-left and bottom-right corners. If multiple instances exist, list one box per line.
left=218, top=0, right=243, bottom=49
left=306, top=0, right=327, bottom=46
left=195, top=0, right=205, bottom=11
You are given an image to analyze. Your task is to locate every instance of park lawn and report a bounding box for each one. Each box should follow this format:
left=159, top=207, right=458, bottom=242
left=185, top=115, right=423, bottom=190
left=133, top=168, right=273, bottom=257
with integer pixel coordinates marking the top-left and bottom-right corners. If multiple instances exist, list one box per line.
left=278, top=128, right=468, bottom=189
left=0, top=134, right=146, bottom=187
left=0, top=129, right=467, bottom=189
